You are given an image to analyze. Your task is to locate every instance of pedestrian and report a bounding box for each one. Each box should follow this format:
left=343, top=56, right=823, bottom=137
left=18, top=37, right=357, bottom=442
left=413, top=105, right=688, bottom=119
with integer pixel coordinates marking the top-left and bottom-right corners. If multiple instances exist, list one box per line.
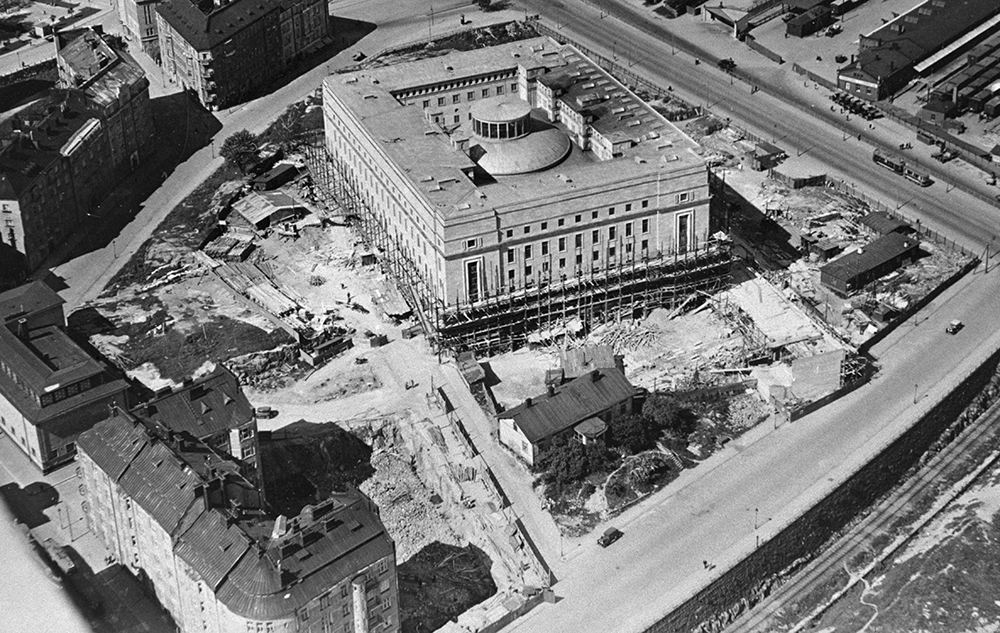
left=703, top=560, right=709, bottom=569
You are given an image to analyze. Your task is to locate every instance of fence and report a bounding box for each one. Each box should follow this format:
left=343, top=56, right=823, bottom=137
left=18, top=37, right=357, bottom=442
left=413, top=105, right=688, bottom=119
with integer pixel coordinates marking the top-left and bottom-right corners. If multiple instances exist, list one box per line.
left=745, top=36, right=783, bottom=65
left=825, top=177, right=981, bottom=260
left=791, top=62, right=837, bottom=91
left=858, top=256, right=980, bottom=354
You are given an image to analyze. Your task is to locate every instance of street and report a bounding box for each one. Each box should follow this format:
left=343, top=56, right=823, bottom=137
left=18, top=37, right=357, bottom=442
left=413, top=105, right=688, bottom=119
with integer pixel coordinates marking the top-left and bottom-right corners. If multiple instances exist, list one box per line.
left=502, top=266, right=1000, bottom=633
left=515, top=0, right=999, bottom=252
left=48, top=0, right=522, bottom=309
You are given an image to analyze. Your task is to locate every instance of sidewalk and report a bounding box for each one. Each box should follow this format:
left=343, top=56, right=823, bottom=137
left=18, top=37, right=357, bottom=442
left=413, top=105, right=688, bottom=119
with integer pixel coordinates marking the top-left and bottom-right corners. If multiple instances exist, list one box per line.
left=0, top=433, right=175, bottom=633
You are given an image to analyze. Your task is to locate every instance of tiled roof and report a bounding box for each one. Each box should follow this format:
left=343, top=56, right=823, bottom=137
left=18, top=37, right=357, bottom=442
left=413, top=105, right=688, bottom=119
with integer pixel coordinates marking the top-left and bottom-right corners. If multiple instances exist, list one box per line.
left=138, top=365, right=253, bottom=439
left=78, top=413, right=395, bottom=620
left=499, top=368, right=635, bottom=443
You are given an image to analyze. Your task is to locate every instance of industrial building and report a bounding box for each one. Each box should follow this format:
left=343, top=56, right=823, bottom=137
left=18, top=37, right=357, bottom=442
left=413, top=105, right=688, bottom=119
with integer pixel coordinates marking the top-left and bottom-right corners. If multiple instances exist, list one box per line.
left=156, top=0, right=330, bottom=109
left=0, top=282, right=130, bottom=472
left=498, top=367, right=636, bottom=465
left=0, top=28, right=153, bottom=281
left=819, top=232, right=920, bottom=295
left=78, top=411, right=400, bottom=633
left=319, top=37, right=730, bottom=355
left=837, top=0, right=1000, bottom=101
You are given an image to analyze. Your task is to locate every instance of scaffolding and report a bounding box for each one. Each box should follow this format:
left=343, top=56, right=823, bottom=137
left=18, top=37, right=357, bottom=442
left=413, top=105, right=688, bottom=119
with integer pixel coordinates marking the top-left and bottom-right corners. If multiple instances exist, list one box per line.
left=305, top=140, right=733, bottom=356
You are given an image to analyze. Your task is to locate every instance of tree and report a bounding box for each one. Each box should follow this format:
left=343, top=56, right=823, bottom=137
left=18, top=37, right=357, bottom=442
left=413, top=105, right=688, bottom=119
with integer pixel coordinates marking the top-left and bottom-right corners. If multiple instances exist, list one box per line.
left=610, top=414, right=658, bottom=454
left=219, top=129, right=259, bottom=173
left=643, top=394, right=698, bottom=440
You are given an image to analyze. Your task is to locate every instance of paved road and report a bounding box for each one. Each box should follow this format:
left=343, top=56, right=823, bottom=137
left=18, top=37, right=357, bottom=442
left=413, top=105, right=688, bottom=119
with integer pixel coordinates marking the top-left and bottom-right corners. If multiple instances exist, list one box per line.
left=50, top=1, right=522, bottom=309
left=517, top=0, right=998, bottom=252
left=503, top=263, right=1000, bottom=632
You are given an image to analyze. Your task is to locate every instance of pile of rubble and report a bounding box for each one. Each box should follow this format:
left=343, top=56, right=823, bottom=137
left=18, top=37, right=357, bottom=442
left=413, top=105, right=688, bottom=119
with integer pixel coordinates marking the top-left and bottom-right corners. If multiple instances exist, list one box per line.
left=360, top=449, right=461, bottom=562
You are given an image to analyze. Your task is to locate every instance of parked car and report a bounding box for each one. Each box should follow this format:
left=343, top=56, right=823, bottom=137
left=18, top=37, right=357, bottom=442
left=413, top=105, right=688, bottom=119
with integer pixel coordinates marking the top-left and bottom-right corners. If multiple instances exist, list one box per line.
left=598, top=527, right=624, bottom=548
left=352, top=51, right=366, bottom=62
left=255, top=406, right=278, bottom=419
left=946, top=320, right=964, bottom=335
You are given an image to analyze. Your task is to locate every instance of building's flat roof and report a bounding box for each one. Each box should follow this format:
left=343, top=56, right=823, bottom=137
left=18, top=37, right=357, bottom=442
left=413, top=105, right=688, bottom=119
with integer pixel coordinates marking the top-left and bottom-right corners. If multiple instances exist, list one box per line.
left=78, top=413, right=395, bottom=620
left=327, top=37, right=702, bottom=220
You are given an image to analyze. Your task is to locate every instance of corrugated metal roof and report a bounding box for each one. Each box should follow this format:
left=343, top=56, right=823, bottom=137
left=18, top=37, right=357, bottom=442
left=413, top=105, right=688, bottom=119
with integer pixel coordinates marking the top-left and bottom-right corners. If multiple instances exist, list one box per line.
left=498, top=368, right=635, bottom=443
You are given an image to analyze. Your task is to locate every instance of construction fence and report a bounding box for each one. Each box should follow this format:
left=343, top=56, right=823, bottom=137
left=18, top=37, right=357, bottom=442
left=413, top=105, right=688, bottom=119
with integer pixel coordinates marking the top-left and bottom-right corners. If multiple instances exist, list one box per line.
left=791, top=62, right=837, bottom=92
left=858, top=256, right=980, bottom=355
left=825, top=177, right=981, bottom=260
left=745, top=36, right=783, bottom=65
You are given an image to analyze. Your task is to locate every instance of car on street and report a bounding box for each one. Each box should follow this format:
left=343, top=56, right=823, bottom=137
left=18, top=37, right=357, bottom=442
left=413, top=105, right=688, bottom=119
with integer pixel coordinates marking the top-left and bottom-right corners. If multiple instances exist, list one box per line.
left=598, top=527, right=624, bottom=547
left=255, top=406, right=278, bottom=419
left=946, top=320, right=964, bottom=335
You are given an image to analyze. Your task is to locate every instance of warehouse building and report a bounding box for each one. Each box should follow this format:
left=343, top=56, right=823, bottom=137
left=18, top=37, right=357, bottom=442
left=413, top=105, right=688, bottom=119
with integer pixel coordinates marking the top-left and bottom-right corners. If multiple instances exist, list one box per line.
left=819, top=232, right=920, bottom=294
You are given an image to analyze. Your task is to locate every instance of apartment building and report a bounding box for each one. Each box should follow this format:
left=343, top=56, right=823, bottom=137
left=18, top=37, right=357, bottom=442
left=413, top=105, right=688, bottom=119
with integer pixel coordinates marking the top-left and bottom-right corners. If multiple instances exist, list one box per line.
left=78, top=412, right=400, bottom=633
left=156, top=0, right=329, bottom=109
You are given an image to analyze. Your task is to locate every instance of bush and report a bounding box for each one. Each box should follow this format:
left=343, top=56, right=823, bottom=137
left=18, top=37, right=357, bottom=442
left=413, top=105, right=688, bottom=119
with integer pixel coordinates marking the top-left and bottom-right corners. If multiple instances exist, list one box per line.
left=610, top=414, right=659, bottom=454
left=535, top=435, right=617, bottom=487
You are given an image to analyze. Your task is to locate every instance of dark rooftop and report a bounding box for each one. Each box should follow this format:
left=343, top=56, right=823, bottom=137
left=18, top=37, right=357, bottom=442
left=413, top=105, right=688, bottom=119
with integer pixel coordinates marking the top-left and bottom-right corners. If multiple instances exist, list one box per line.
left=859, top=211, right=910, bottom=235
left=78, top=413, right=394, bottom=620
left=848, top=0, right=1000, bottom=81
left=57, top=28, right=147, bottom=109
left=0, top=281, right=63, bottom=321
left=155, top=0, right=283, bottom=51
left=0, top=282, right=123, bottom=423
left=0, top=91, right=99, bottom=198
left=498, top=368, right=636, bottom=443
left=137, top=365, right=254, bottom=440
left=820, top=232, right=919, bottom=281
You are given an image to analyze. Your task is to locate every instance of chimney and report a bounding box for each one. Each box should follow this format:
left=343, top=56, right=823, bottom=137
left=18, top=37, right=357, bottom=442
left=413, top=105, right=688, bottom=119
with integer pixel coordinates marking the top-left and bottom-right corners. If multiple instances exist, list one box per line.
left=590, top=369, right=601, bottom=382
left=15, top=317, right=28, bottom=339
left=525, top=397, right=533, bottom=407
left=547, top=384, right=555, bottom=397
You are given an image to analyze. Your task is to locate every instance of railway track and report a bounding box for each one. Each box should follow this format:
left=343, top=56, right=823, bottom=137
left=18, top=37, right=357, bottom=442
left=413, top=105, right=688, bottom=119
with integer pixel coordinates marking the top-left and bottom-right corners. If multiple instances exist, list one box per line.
left=726, top=394, right=1000, bottom=633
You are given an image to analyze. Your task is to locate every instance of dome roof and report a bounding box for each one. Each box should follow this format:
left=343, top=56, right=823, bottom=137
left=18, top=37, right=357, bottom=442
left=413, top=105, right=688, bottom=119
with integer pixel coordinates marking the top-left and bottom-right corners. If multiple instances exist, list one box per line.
left=473, top=127, right=571, bottom=175
left=470, top=97, right=532, bottom=123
